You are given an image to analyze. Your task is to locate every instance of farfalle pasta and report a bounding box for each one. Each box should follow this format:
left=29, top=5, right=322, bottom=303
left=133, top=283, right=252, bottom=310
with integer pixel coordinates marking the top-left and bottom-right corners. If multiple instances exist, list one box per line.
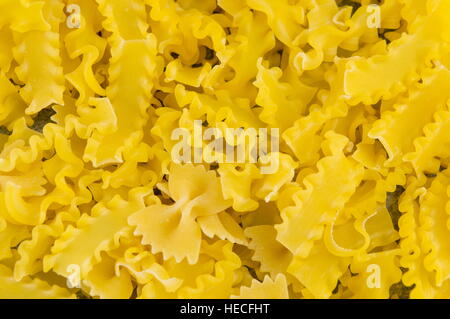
left=1, top=0, right=450, bottom=300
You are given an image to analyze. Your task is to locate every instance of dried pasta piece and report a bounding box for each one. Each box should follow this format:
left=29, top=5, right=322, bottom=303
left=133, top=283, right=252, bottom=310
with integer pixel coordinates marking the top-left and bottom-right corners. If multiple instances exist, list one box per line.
left=254, top=58, right=309, bottom=131
left=0, top=124, right=86, bottom=226
left=61, top=96, right=118, bottom=139
left=218, top=163, right=261, bottom=212
left=398, top=0, right=427, bottom=25
left=3, top=0, right=450, bottom=300
left=0, top=218, right=29, bottom=261
left=288, top=240, right=350, bottom=299
left=129, top=164, right=231, bottom=264
left=242, top=201, right=282, bottom=229
left=197, top=212, right=247, bottom=245
left=165, top=59, right=212, bottom=88
left=204, top=9, right=275, bottom=98
left=396, top=177, right=450, bottom=298
left=0, top=28, right=14, bottom=72
left=365, top=206, right=399, bottom=250
left=138, top=240, right=240, bottom=298
left=44, top=187, right=152, bottom=278
left=84, top=37, right=158, bottom=166
left=369, top=65, right=450, bottom=166
left=14, top=211, right=76, bottom=281
left=296, top=1, right=379, bottom=70
left=245, top=225, right=292, bottom=277
left=83, top=253, right=134, bottom=299
left=344, top=0, right=450, bottom=105
left=115, top=246, right=182, bottom=293
left=176, top=241, right=240, bottom=298
left=0, top=72, right=27, bottom=127
left=282, top=58, right=349, bottom=165
left=419, top=169, right=450, bottom=286
left=0, top=0, right=49, bottom=33
left=96, top=0, right=149, bottom=41
left=276, top=132, right=364, bottom=258
left=13, top=0, right=65, bottom=115
left=0, top=265, right=74, bottom=299
left=254, top=153, right=298, bottom=202
left=347, top=250, right=402, bottom=299
left=404, top=107, right=450, bottom=178
left=246, top=0, right=304, bottom=47
left=174, top=84, right=264, bottom=131
left=64, top=0, right=107, bottom=105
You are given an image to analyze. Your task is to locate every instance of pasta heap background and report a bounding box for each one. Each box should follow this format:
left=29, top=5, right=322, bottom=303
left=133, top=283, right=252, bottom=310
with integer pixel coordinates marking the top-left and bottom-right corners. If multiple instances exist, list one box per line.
left=0, top=0, right=450, bottom=299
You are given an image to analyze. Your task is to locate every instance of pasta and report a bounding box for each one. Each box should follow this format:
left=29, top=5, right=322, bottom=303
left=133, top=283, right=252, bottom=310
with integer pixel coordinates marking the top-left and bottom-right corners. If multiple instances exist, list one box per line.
left=1, top=0, right=450, bottom=299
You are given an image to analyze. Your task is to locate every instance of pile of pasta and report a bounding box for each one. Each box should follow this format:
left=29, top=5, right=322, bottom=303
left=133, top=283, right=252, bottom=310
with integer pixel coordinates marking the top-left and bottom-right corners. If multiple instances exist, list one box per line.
left=1, top=0, right=450, bottom=299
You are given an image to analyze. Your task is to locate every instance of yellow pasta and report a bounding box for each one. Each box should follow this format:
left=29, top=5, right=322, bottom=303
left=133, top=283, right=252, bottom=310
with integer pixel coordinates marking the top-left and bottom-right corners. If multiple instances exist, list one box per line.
left=1, top=0, right=450, bottom=300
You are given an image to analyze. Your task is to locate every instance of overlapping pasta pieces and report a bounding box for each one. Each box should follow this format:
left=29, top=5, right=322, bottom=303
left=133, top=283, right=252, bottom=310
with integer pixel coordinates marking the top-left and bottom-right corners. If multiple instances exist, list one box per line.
left=2, top=0, right=450, bottom=299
